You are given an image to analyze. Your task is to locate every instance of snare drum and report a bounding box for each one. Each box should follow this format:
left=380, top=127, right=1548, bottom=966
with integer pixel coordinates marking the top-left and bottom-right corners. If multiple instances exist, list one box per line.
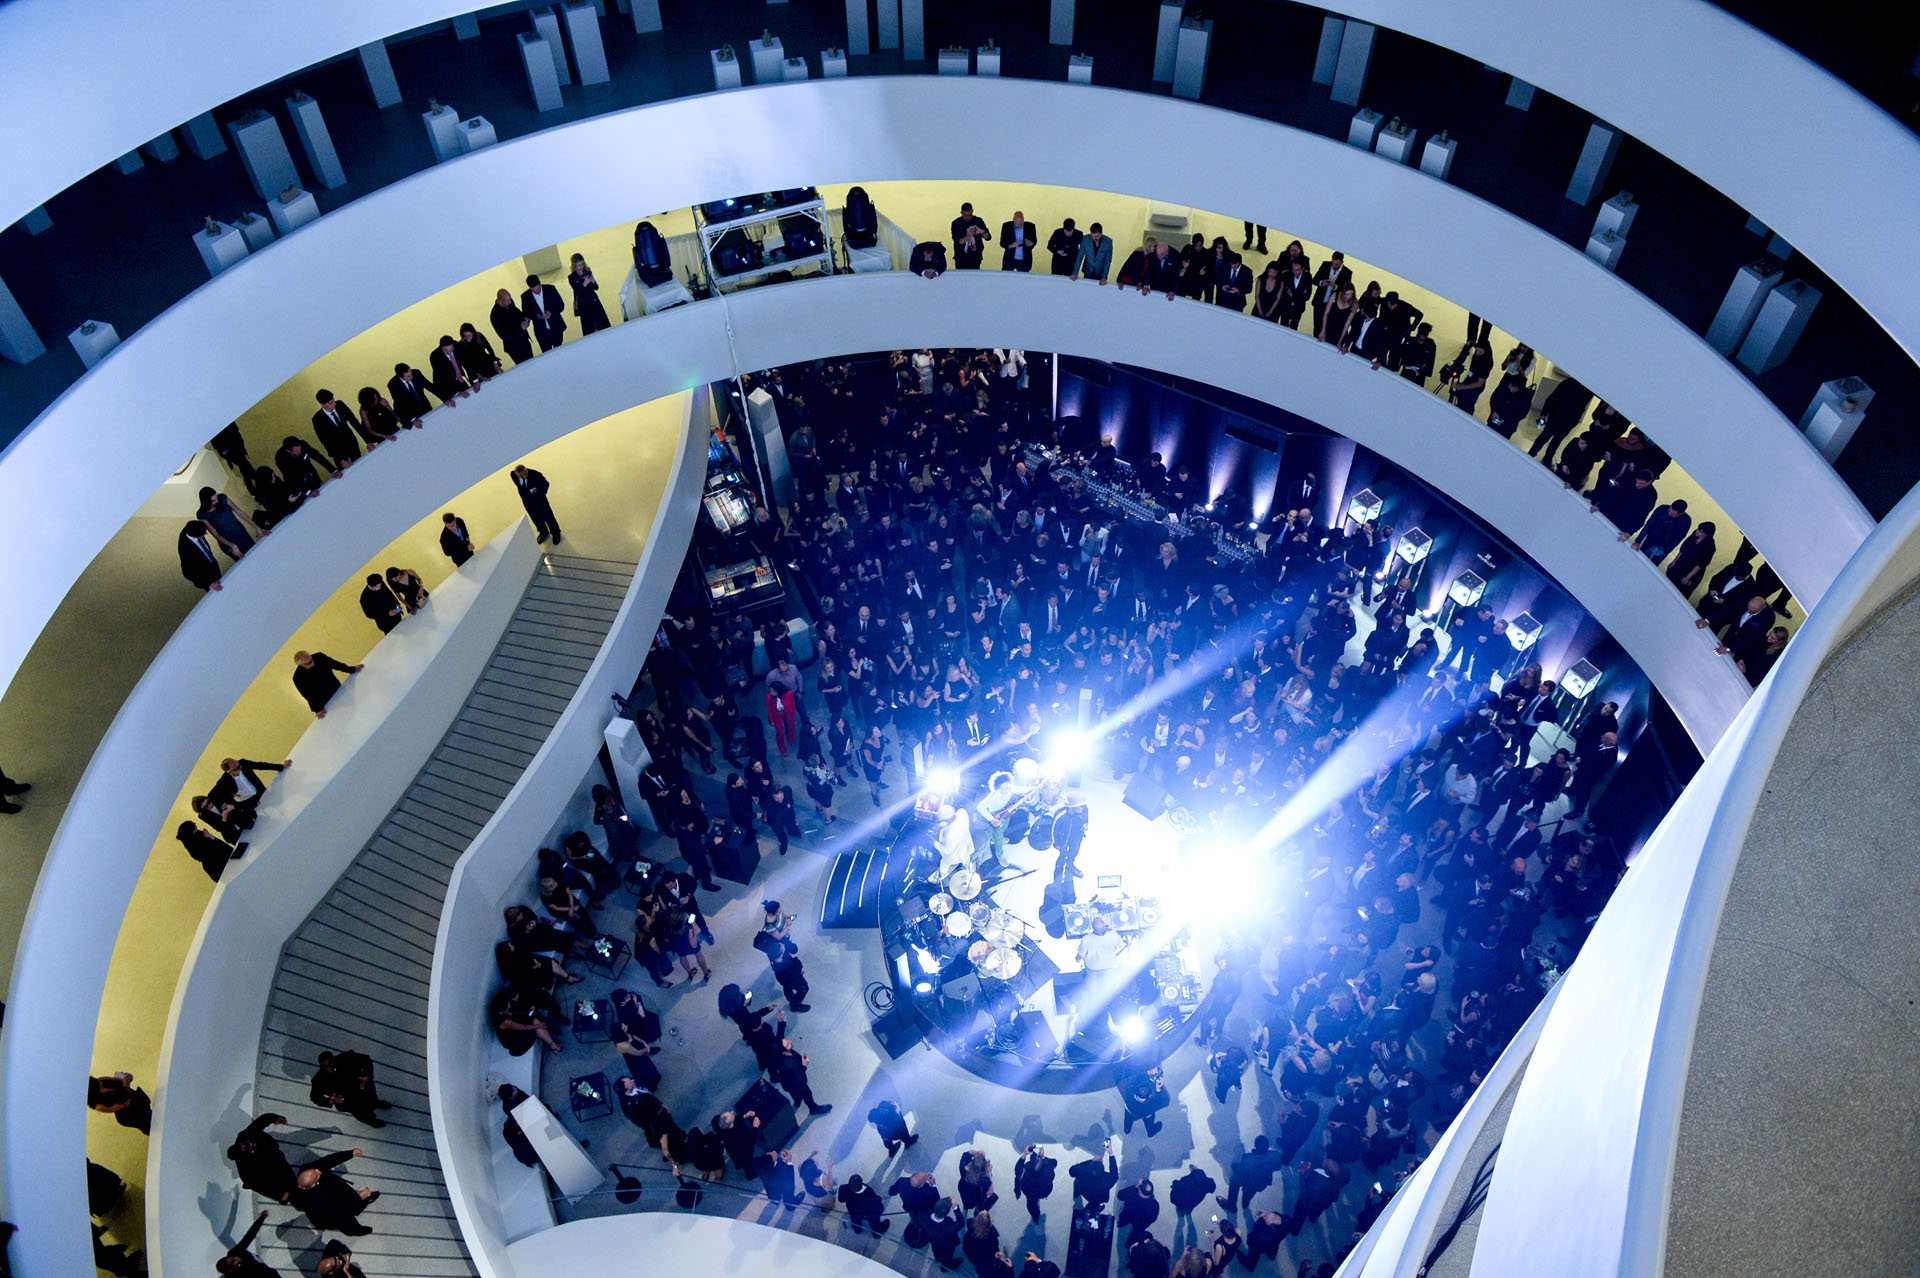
left=944, top=912, right=974, bottom=938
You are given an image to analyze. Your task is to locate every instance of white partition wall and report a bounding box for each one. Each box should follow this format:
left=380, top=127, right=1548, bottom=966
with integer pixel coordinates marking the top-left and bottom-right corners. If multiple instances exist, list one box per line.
left=0, top=78, right=1867, bottom=714
left=7, top=267, right=1760, bottom=1278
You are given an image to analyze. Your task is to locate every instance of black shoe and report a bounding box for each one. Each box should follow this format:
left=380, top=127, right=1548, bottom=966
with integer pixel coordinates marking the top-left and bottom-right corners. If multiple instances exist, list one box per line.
left=0, top=780, right=28, bottom=795
left=363, top=1118, right=387, bottom=1128
left=231, top=842, right=249, bottom=858
left=536, top=533, right=549, bottom=544
left=789, top=1002, right=812, bottom=1013
left=700, top=881, right=720, bottom=892
left=0, top=800, right=19, bottom=815
left=552, top=533, right=564, bottom=545
left=875, top=1220, right=892, bottom=1235
left=374, top=1100, right=392, bottom=1109
left=905, top=1133, right=920, bottom=1148
left=363, top=1191, right=382, bottom=1205
left=813, top=1103, right=833, bottom=1114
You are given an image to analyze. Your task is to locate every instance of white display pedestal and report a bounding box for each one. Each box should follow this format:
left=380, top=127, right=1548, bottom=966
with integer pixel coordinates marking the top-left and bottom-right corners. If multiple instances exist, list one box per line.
left=194, top=222, right=249, bottom=276
left=844, top=0, right=869, bottom=55
left=1705, top=259, right=1784, bottom=356
left=563, top=2, right=611, bottom=84
left=1373, top=121, right=1417, bottom=164
left=711, top=47, right=742, bottom=89
left=976, top=46, right=1002, bottom=76
left=286, top=95, right=347, bottom=189
left=181, top=112, right=226, bottom=159
left=228, top=111, right=299, bottom=199
left=938, top=46, right=969, bottom=75
left=1312, top=16, right=1343, bottom=84
left=846, top=242, right=892, bottom=273
left=1800, top=377, right=1872, bottom=462
left=822, top=47, right=849, bottom=77
left=134, top=447, right=227, bottom=518
left=113, top=150, right=143, bottom=175
left=519, top=33, right=565, bottom=111
left=357, top=40, right=404, bottom=108
left=1329, top=20, right=1374, bottom=106
left=1504, top=76, right=1536, bottom=109
left=1736, top=279, right=1820, bottom=375
left=462, top=117, right=498, bottom=151
left=21, top=206, right=52, bottom=235
left=1565, top=122, right=1622, bottom=205
left=423, top=105, right=465, bottom=163
left=0, top=276, right=44, bottom=364
left=1585, top=229, right=1625, bottom=271
left=1067, top=53, right=1094, bottom=83
left=1593, top=192, right=1638, bottom=239
left=747, top=387, right=794, bottom=509
left=507, top=1094, right=602, bottom=1200
left=67, top=322, right=121, bottom=369
left=142, top=132, right=181, bottom=164
left=620, top=267, right=694, bottom=319
left=901, top=0, right=924, bottom=60
left=1347, top=108, right=1384, bottom=149
left=1050, top=0, right=1075, bottom=44
left=602, top=717, right=658, bottom=831
left=1419, top=134, right=1457, bottom=180
left=453, top=12, right=480, bottom=38
left=1153, top=1, right=1183, bottom=82
left=630, top=0, right=662, bottom=34
left=749, top=34, right=785, bottom=83
left=530, top=7, right=572, bottom=84
left=783, top=56, right=810, bottom=80
left=751, top=617, right=815, bottom=674
left=268, top=189, right=321, bottom=235
left=1171, top=16, right=1210, bottom=99
left=234, top=213, right=275, bottom=252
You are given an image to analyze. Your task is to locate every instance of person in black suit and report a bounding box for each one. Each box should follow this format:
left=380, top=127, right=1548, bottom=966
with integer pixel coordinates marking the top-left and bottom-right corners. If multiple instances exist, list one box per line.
left=359, top=574, right=404, bottom=634
left=522, top=275, right=567, bottom=351
left=909, top=241, right=948, bottom=277
left=456, top=321, right=503, bottom=383
left=210, top=757, right=286, bottom=809
left=951, top=202, right=989, bottom=269
left=428, top=334, right=475, bottom=404
left=1047, top=218, right=1082, bottom=277
left=178, top=520, right=225, bottom=592
left=1214, top=252, right=1254, bottom=312
left=1140, top=240, right=1180, bottom=298
left=1395, top=321, right=1438, bottom=384
left=354, top=387, right=403, bottom=446
left=387, top=363, right=434, bottom=425
left=293, top=650, right=362, bottom=717
left=311, top=1048, right=392, bottom=1128
left=1275, top=258, right=1313, bottom=330
left=512, top=464, right=562, bottom=544
left=226, top=1112, right=296, bottom=1203
left=292, top=1148, right=379, bottom=1235
left=1000, top=211, right=1037, bottom=271
left=1375, top=292, right=1424, bottom=369
left=274, top=437, right=327, bottom=497
left=316, top=1239, right=366, bottom=1278
left=441, top=512, right=475, bottom=565
left=214, top=1209, right=276, bottom=1277
left=1310, top=251, right=1352, bottom=332
left=311, top=390, right=363, bottom=470
left=838, top=1174, right=891, bottom=1235
left=490, top=288, right=536, bottom=364
left=1529, top=376, right=1594, bottom=464
left=176, top=820, right=238, bottom=879
left=1013, top=1145, right=1057, bottom=1222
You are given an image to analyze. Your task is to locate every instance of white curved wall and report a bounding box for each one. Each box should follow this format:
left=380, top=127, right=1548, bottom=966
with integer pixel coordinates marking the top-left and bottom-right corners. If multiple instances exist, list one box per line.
left=1320, top=0, right=1920, bottom=361
left=505, top=1212, right=909, bottom=1278
left=0, top=0, right=468, bottom=232
left=2, top=269, right=1754, bottom=1278
left=0, top=77, right=1867, bottom=708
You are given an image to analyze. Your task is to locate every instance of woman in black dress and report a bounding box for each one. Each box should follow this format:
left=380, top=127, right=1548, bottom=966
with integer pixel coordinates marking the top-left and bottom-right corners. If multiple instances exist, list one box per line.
left=354, top=387, right=404, bottom=442
left=384, top=566, right=428, bottom=613
left=455, top=322, right=502, bottom=384
left=1250, top=261, right=1284, bottom=322
left=860, top=724, right=888, bottom=807
left=568, top=253, right=612, bottom=335
left=489, top=287, right=535, bottom=364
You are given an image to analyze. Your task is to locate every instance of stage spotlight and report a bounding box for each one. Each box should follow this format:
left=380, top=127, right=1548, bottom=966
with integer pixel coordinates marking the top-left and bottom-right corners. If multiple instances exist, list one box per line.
left=1046, top=730, right=1093, bottom=772
left=925, top=768, right=961, bottom=797
left=914, top=978, right=934, bottom=995
left=1115, top=1014, right=1147, bottom=1044
left=914, top=946, right=940, bottom=975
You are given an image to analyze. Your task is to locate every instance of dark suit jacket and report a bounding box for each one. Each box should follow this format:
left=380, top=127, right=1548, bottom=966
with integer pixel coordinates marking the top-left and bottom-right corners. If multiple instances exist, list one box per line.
left=178, top=528, right=222, bottom=588
left=428, top=346, right=471, bottom=401
left=513, top=468, right=553, bottom=511
left=387, top=372, right=434, bottom=421
left=361, top=583, right=403, bottom=632
left=999, top=220, right=1037, bottom=270
left=209, top=759, right=284, bottom=807
left=1311, top=262, right=1352, bottom=304
left=293, top=653, right=356, bottom=714
left=522, top=286, right=567, bottom=339
left=311, top=405, right=362, bottom=468
left=1215, top=263, right=1254, bottom=310
left=441, top=519, right=475, bottom=565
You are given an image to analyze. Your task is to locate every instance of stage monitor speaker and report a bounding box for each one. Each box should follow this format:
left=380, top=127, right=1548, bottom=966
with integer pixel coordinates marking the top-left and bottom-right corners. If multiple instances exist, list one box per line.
left=1123, top=774, right=1168, bottom=820
left=1052, top=968, right=1085, bottom=1016
left=870, top=1005, right=923, bottom=1059
left=710, top=828, right=760, bottom=884
left=1011, top=1008, right=1058, bottom=1061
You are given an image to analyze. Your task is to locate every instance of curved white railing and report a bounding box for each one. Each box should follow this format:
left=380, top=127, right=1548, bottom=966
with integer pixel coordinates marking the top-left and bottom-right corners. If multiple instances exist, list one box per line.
left=0, top=77, right=1867, bottom=708
left=2, top=268, right=1756, bottom=1278
left=505, top=1212, right=909, bottom=1278
left=1319, top=0, right=1920, bottom=362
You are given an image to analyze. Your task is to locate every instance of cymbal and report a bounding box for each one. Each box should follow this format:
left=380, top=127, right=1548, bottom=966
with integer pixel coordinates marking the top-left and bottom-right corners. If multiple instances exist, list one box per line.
left=979, top=947, right=1023, bottom=980
left=947, top=867, right=982, bottom=900
left=928, top=892, right=955, bottom=916
left=944, top=912, right=974, bottom=937
left=980, top=915, right=1025, bottom=947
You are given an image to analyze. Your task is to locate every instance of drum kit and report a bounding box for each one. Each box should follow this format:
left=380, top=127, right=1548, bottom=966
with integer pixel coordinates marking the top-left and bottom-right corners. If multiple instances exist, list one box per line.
left=944, top=911, right=974, bottom=938
left=946, top=867, right=982, bottom=901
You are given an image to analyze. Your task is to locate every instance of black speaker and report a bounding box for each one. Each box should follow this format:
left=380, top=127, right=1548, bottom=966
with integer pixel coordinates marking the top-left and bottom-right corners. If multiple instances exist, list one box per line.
left=1123, top=774, right=1168, bottom=820
left=1066, top=1206, right=1114, bottom=1277
left=712, top=228, right=762, bottom=276
left=710, top=828, right=760, bottom=884
left=1010, top=1008, right=1057, bottom=1062
left=870, top=1005, right=923, bottom=1059
left=779, top=213, right=825, bottom=260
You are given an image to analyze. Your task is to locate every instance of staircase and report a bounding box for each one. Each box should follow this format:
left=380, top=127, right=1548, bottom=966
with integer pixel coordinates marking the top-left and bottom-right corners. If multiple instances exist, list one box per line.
left=247, top=554, right=634, bottom=1276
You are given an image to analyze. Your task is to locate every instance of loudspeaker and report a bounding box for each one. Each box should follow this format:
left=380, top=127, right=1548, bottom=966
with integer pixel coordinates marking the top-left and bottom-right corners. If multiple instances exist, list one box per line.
left=712, top=228, right=762, bottom=276
left=780, top=213, right=825, bottom=260
left=710, top=828, right=760, bottom=884
left=1011, top=1008, right=1057, bottom=1061
left=1123, top=774, right=1168, bottom=820
left=1066, top=1206, right=1115, bottom=1277
left=870, top=1005, right=924, bottom=1059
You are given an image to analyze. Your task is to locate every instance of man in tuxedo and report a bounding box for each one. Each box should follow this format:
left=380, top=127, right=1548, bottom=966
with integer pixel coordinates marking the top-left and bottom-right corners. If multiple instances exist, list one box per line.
left=311, top=390, right=363, bottom=469
left=1214, top=251, right=1254, bottom=312
left=292, top=1148, right=378, bottom=1236
left=1310, top=251, right=1352, bottom=333
left=1591, top=467, right=1660, bottom=536
left=1047, top=217, right=1082, bottom=277
left=521, top=274, right=567, bottom=351
left=1283, top=472, right=1319, bottom=514
left=311, top=1048, right=393, bottom=1128
left=440, top=512, right=475, bottom=565
left=359, top=574, right=404, bottom=634
left=1714, top=596, right=1776, bottom=656
left=210, top=756, right=287, bottom=809
left=951, top=202, right=989, bottom=269
left=512, top=464, right=562, bottom=544
left=293, top=650, right=362, bottom=717
left=1000, top=210, right=1038, bottom=272
left=176, top=821, right=239, bottom=880
left=388, top=363, right=434, bottom=424
left=178, top=520, right=225, bottom=591
left=1276, top=258, right=1313, bottom=330
left=1376, top=292, right=1425, bottom=370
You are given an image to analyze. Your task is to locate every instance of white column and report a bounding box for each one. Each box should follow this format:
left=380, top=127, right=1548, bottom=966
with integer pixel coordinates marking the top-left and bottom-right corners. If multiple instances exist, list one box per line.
left=876, top=0, right=900, bottom=51
left=711, top=46, right=742, bottom=88
left=1419, top=133, right=1457, bottom=180
left=1330, top=20, right=1374, bottom=106
left=1171, top=15, right=1211, bottom=99
left=423, top=103, right=465, bottom=162
left=1585, top=229, right=1625, bottom=271
left=630, top=0, right=662, bottom=34
left=1049, top=0, right=1074, bottom=45
left=1347, top=108, right=1384, bottom=149
left=1593, top=191, right=1638, bottom=238
left=976, top=44, right=1001, bottom=76
left=227, top=111, right=300, bottom=200
left=1504, top=76, right=1536, bottom=109
left=268, top=189, right=321, bottom=234
left=783, top=56, right=810, bottom=81
left=900, top=0, right=924, bottom=60
left=141, top=132, right=181, bottom=163
left=603, top=719, right=658, bottom=830
left=563, top=2, right=610, bottom=84
left=0, top=275, right=46, bottom=365
left=461, top=116, right=499, bottom=151
left=286, top=94, right=347, bottom=189
left=1799, top=377, right=1872, bottom=462
left=1736, top=279, right=1821, bottom=375
left=1374, top=119, right=1417, bottom=163
left=531, top=7, right=572, bottom=84
left=452, top=12, right=480, bottom=38
left=20, top=206, right=52, bottom=234
left=749, top=33, right=786, bottom=83
left=193, top=221, right=249, bottom=277
left=181, top=112, right=226, bottom=159
left=1565, top=121, right=1622, bottom=205
left=844, top=0, right=869, bottom=55
left=747, top=388, right=793, bottom=509
left=1705, top=260, right=1784, bottom=355
left=519, top=33, right=566, bottom=111
left=1153, top=1, right=1183, bottom=82
left=1312, top=16, right=1344, bottom=85
left=822, top=47, right=849, bottom=77
left=1067, top=53, right=1094, bottom=83
left=357, top=40, right=403, bottom=108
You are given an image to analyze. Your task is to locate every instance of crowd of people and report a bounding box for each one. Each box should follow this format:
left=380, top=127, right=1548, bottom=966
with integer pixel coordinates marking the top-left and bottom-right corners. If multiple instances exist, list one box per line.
left=461, top=345, right=1659, bottom=1278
